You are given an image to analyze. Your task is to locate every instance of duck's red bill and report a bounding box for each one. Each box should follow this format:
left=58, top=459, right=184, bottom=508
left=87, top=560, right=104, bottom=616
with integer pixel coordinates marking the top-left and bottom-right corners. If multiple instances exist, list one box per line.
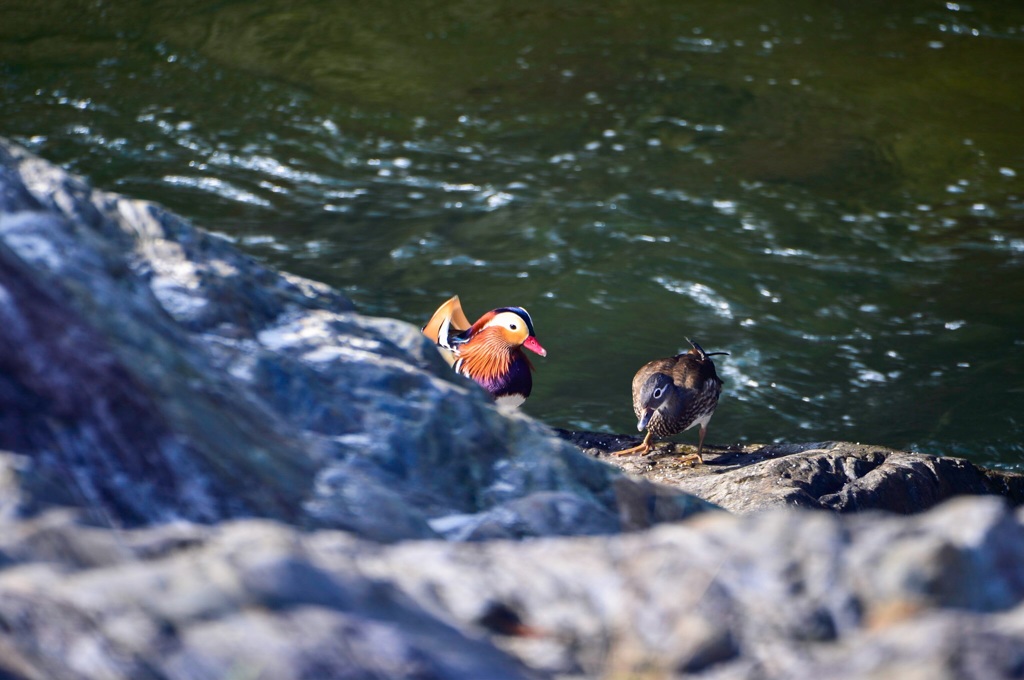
left=523, top=336, right=547, bottom=357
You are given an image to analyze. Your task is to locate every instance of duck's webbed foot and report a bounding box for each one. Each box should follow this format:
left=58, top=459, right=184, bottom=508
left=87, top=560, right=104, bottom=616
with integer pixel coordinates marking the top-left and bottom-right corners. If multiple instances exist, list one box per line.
left=612, top=431, right=653, bottom=456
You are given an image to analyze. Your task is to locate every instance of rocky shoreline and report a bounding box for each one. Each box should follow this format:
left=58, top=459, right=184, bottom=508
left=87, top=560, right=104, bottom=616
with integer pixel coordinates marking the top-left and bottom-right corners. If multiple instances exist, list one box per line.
left=562, top=432, right=1024, bottom=514
left=2, top=138, right=1023, bottom=679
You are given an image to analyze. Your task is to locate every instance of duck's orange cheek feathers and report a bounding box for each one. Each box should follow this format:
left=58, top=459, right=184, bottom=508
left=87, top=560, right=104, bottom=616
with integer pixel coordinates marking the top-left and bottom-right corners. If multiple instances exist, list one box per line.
left=522, top=336, right=547, bottom=357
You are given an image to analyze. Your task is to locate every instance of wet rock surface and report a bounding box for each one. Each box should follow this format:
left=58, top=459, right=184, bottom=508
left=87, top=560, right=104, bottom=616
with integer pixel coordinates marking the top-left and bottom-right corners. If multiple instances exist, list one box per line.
left=3, top=139, right=1024, bottom=679
left=561, top=431, right=1024, bottom=514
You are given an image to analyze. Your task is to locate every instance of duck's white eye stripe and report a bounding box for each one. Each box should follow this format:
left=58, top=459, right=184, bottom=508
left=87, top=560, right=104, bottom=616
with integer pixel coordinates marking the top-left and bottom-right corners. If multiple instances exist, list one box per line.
left=653, top=386, right=666, bottom=399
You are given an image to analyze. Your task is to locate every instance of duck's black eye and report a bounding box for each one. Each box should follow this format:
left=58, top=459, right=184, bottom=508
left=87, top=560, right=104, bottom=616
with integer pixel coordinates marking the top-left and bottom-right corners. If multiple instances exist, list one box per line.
left=653, top=386, right=666, bottom=399
left=510, top=323, right=518, bottom=330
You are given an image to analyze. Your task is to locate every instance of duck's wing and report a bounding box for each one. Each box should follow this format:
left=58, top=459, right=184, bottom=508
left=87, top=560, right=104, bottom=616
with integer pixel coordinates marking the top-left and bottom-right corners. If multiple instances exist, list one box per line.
left=422, top=295, right=474, bottom=366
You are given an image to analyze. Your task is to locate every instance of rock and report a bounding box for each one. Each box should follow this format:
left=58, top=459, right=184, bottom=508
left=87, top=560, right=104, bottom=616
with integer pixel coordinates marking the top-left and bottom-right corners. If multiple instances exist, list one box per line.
left=3, top=499, right=1024, bottom=679
left=0, top=137, right=713, bottom=540
left=560, top=432, right=1024, bottom=514
left=0, top=515, right=542, bottom=680
left=331, top=496, right=1024, bottom=679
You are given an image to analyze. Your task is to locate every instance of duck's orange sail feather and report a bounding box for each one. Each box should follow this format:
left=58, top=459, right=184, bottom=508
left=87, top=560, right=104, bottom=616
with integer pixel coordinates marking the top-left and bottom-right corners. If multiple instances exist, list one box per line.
left=421, top=295, right=473, bottom=367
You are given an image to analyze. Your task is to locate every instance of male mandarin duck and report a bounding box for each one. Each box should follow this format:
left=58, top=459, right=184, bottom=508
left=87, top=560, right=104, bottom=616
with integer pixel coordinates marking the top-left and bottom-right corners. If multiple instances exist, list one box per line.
left=613, top=339, right=728, bottom=463
left=421, top=295, right=546, bottom=407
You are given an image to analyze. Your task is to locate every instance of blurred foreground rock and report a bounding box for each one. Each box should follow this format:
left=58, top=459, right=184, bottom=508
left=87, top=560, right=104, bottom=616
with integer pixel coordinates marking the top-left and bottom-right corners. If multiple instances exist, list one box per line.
left=3, top=139, right=1024, bottom=679
left=3, top=500, right=1024, bottom=679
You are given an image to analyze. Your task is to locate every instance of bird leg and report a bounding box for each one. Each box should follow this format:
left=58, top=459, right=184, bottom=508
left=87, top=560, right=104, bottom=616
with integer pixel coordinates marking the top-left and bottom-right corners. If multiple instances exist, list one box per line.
left=690, top=424, right=708, bottom=464
left=667, top=426, right=708, bottom=466
left=612, top=431, right=653, bottom=456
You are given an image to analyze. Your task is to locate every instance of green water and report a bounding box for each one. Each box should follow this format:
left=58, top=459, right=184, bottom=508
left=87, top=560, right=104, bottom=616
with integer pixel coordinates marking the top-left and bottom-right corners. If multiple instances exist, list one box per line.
left=3, top=0, right=1023, bottom=467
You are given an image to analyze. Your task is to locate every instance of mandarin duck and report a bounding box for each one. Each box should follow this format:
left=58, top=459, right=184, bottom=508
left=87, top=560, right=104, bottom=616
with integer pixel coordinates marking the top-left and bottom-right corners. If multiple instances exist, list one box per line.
left=613, top=339, right=728, bottom=463
left=421, top=295, right=546, bottom=407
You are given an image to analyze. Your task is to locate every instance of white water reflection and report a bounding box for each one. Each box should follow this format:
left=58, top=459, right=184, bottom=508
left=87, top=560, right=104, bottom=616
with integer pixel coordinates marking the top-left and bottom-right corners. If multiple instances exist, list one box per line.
left=162, top=175, right=271, bottom=207
left=654, top=277, right=735, bottom=320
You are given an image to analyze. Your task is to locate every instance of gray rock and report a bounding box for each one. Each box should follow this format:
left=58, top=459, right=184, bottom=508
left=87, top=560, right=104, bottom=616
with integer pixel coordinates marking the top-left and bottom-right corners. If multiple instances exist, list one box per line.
left=0, top=138, right=714, bottom=540
left=0, top=515, right=541, bottom=680
left=563, top=433, right=1024, bottom=514
left=3, top=499, right=1024, bottom=679
left=339, top=496, right=1024, bottom=679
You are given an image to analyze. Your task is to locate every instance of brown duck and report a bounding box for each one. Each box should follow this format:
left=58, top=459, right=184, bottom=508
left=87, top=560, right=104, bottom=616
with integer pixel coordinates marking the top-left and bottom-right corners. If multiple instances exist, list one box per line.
left=613, top=339, right=728, bottom=463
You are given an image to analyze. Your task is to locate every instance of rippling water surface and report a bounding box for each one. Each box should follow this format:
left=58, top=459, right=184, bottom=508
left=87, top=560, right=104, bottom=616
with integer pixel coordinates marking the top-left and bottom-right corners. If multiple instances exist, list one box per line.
left=3, top=0, right=1023, bottom=467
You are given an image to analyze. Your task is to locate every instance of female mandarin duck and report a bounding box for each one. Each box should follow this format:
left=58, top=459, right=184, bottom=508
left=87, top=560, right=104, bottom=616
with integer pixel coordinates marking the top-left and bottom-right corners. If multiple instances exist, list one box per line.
left=422, top=296, right=547, bottom=407
left=613, top=339, right=728, bottom=463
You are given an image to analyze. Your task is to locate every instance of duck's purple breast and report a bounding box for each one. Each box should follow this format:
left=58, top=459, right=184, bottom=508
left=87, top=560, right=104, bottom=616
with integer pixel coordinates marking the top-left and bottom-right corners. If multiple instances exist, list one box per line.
left=477, top=352, right=533, bottom=400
